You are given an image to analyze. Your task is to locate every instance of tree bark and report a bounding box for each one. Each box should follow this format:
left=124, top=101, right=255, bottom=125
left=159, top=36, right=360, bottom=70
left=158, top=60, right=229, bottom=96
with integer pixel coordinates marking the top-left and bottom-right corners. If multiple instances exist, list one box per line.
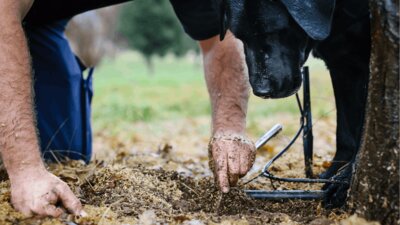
left=145, top=56, right=155, bottom=75
left=349, top=1, right=399, bottom=224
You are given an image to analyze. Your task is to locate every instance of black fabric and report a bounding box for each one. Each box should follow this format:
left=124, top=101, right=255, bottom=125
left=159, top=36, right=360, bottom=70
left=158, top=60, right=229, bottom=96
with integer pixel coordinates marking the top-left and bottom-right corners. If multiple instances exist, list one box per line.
left=24, top=0, right=220, bottom=41
left=170, top=0, right=220, bottom=40
left=24, top=0, right=130, bottom=25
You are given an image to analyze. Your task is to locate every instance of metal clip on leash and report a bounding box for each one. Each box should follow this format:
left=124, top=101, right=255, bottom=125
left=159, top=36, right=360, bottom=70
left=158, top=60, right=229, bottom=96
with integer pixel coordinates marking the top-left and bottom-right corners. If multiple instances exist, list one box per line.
left=244, top=67, right=347, bottom=201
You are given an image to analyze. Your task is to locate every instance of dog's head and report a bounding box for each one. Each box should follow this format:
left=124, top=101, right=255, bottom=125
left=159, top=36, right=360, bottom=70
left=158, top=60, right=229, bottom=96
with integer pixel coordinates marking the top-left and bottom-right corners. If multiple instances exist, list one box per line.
left=218, top=0, right=335, bottom=98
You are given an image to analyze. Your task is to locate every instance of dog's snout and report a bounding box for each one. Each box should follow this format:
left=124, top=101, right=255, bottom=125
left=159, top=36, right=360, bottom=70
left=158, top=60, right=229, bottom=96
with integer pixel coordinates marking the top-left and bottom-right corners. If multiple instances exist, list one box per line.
left=253, top=86, right=274, bottom=98
left=249, top=70, right=302, bottom=99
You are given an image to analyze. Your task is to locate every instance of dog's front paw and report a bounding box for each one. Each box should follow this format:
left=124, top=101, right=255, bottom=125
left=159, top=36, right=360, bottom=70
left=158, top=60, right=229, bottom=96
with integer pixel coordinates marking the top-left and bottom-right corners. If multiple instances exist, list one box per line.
left=322, top=163, right=353, bottom=209
left=319, top=161, right=349, bottom=179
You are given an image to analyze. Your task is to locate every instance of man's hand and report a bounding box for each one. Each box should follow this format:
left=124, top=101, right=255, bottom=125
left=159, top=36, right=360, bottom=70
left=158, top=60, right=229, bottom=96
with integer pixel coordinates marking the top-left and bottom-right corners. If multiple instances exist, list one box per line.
left=209, top=133, right=256, bottom=192
left=10, top=168, right=83, bottom=217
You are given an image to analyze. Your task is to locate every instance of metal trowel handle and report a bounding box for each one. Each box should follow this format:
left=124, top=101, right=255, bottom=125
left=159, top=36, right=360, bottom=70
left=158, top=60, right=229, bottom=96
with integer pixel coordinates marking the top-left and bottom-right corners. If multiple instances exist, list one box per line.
left=255, top=124, right=283, bottom=150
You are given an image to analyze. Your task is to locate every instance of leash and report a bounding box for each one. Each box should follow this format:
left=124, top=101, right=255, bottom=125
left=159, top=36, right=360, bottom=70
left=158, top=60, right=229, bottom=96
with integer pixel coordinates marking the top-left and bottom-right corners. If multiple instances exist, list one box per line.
left=244, top=66, right=347, bottom=201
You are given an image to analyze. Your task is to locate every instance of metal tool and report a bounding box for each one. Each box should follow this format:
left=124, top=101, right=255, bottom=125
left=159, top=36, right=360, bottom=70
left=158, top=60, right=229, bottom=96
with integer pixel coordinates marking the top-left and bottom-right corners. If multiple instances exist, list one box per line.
left=244, top=190, right=326, bottom=201
left=255, top=124, right=283, bottom=149
left=302, top=67, right=314, bottom=178
left=244, top=67, right=346, bottom=201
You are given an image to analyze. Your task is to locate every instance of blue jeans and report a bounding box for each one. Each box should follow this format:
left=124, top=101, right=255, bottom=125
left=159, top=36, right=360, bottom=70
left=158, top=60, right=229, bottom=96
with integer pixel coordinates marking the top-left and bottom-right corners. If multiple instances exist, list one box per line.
left=25, top=20, right=93, bottom=163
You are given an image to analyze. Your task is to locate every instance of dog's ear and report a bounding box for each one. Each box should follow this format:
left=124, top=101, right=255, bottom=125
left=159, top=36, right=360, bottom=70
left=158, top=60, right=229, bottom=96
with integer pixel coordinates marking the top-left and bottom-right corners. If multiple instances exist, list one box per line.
left=281, top=0, right=336, bottom=40
left=218, top=0, right=229, bottom=41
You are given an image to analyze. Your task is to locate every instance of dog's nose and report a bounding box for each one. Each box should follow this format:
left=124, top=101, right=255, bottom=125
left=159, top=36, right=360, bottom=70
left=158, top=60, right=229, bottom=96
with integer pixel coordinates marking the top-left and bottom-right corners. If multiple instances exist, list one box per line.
left=253, top=87, right=273, bottom=98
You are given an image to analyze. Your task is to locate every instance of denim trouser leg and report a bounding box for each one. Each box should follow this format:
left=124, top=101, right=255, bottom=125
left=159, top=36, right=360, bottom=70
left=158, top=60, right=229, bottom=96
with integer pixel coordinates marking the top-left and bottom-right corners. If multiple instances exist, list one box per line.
left=25, top=20, right=93, bottom=163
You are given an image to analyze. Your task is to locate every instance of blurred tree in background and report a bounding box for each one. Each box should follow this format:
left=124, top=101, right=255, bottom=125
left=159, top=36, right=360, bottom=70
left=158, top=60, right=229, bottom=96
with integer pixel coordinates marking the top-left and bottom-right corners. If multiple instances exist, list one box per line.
left=118, top=0, right=197, bottom=74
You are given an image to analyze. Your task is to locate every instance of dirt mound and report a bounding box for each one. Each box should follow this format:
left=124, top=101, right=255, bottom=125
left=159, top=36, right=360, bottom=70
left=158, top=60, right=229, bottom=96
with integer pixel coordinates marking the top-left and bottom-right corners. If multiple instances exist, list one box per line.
left=0, top=91, right=375, bottom=224
left=52, top=160, right=262, bottom=220
left=0, top=151, right=349, bottom=225
left=62, top=158, right=345, bottom=224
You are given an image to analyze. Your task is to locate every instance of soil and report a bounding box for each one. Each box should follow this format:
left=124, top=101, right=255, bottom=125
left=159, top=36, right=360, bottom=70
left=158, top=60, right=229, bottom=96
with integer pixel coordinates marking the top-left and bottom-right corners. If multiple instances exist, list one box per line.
left=0, top=117, right=379, bottom=225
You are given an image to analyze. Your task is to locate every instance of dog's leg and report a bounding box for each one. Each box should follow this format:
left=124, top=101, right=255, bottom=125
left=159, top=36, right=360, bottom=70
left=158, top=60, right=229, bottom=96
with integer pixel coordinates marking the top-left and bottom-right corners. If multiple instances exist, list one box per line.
left=315, top=17, right=371, bottom=179
left=316, top=50, right=369, bottom=207
left=314, top=15, right=370, bottom=207
left=321, top=62, right=369, bottom=179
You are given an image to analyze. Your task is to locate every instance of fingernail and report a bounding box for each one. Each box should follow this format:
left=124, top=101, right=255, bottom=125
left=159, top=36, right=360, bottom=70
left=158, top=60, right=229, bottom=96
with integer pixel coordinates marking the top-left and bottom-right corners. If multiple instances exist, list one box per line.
left=222, top=186, right=230, bottom=193
left=79, top=210, right=88, bottom=217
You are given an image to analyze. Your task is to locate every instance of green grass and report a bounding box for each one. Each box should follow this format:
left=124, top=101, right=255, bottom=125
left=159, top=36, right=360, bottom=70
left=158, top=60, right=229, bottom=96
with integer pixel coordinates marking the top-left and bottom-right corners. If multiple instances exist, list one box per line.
left=92, top=51, right=335, bottom=136
left=92, top=52, right=207, bottom=130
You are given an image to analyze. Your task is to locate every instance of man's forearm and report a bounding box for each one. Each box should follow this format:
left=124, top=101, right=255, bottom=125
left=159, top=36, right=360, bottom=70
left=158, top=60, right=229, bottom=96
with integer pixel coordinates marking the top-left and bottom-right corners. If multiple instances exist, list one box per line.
left=0, top=0, right=45, bottom=180
left=200, top=32, right=255, bottom=192
left=200, top=32, right=249, bottom=135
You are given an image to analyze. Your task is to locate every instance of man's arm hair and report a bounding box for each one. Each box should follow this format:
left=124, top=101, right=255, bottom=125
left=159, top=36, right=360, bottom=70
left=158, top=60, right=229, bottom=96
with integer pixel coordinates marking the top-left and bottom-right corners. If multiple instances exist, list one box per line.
left=0, top=0, right=45, bottom=179
left=200, top=32, right=249, bottom=135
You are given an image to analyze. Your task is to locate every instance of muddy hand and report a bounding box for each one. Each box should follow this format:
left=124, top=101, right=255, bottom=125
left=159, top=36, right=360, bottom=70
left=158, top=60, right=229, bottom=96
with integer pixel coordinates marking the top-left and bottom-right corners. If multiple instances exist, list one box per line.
left=10, top=168, right=85, bottom=218
left=209, top=133, right=256, bottom=193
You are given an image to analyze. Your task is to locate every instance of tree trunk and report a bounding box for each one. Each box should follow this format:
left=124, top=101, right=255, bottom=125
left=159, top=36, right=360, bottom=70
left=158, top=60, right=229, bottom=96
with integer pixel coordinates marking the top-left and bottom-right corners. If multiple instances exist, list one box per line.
left=145, top=56, right=155, bottom=75
left=349, top=1, right=399, bottom=224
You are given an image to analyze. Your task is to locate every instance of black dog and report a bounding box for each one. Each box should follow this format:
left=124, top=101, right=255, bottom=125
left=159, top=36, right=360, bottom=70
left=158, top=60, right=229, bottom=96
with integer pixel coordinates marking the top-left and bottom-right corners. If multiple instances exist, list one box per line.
left=217, top=0, right=370, bottom=207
